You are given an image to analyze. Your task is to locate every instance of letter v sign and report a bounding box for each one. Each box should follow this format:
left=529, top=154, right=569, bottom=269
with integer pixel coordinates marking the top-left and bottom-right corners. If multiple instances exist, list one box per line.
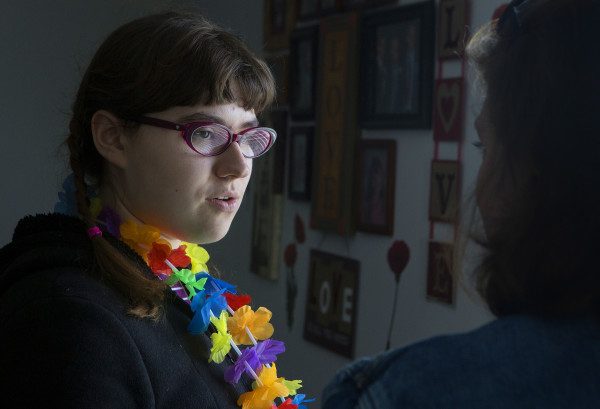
left=435, top=172, right=455, bottom=215
left=429, top=160, right=459, bottom=222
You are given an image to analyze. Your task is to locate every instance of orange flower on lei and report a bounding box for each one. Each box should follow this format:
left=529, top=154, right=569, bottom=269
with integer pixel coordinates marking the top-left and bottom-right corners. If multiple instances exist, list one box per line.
left=227, top=305, right=274, bottom=345
left=237, top=364, right=289, bottom=409
left=119, top=220, right=162, bottom=259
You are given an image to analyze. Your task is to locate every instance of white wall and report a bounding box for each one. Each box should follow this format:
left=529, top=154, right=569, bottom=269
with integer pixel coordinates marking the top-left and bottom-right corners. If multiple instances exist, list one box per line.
left=0, top=0, right=503, bottom=407
left=0, top=0, right=193, bottom=243
left=200, top=1, right=504, bottom=406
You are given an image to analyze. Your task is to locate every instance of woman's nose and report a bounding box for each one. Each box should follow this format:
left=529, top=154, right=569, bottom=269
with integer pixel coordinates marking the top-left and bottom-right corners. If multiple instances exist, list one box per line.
left=213, top=141, right=251, bottom=179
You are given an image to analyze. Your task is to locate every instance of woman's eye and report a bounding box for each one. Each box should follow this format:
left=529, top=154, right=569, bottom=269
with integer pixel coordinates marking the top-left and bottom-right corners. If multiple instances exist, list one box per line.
left=194, top=129, right=213, bottom=139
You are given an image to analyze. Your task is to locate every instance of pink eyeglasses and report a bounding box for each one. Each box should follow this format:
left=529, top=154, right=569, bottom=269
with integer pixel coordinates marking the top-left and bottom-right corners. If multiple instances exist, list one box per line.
left=133, top=116, right=277, bottom=158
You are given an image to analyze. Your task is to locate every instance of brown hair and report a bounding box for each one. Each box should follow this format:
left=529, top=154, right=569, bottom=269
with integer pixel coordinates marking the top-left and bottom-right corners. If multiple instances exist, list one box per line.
left=67, top=11, right=275, bottom=318
left=466, top=0, right=600, bottom=318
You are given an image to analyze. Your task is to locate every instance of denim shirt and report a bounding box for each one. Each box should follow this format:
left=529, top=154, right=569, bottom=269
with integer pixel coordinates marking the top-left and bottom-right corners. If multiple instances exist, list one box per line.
left=322, top=314, right=600, bottom=409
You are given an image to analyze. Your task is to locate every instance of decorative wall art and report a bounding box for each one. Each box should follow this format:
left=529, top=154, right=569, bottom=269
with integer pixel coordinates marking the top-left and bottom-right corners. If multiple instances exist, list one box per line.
left=429, top=160, right=460, bottom=223
left=264, top=0, right=297, bottom=51
left=311, top=13, right=360, bottom=235
left=297, top=0, right=319, bottom=20
left=356, top=139, right=396, bottom=235
left=303, top=250, right=360, bottom=358
left=249, top=111, right=288, bottom=280
left=288, top=126, right=314, bottom=201
left=290, top=26, right=319, bottom=119
left=438, top=0, right=468, bottom=59
left=433, top=77, right=464, bottom=141
left=360, top=0, right=435, bottom=129
left=266, top=54, right=290, bottom=108
left=426, top=241, right=455, bottom=305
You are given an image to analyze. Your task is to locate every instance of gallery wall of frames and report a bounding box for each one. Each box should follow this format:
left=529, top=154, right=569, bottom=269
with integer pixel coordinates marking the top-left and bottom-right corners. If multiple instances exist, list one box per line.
left=250, top=0, right=470, bottom=358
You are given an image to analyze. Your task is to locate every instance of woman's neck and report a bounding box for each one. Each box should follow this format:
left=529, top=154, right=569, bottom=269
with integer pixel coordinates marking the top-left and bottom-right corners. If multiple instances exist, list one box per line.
left=99, top=184, right=182, bottom=249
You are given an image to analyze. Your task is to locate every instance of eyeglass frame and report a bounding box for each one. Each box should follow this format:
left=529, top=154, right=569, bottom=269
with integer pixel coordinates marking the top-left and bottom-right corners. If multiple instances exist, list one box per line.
left=130, top=115, right=277, bottom=158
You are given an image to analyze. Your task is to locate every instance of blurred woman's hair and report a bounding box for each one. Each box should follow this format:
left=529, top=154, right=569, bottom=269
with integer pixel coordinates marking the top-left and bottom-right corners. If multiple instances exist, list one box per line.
left=67, top=11, right=275, bottom=318
left=466, top=0, right=600, bottom=317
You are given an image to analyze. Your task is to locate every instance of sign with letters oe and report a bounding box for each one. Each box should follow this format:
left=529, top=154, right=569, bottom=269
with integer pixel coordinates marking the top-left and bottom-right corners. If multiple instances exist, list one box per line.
left=427, top=241, right=455, bottom=305
left=303, top=250, right=360, bottom=358
left=429, top=160, right=460, bottom=223
left=311, top=12, right=359, bottom=235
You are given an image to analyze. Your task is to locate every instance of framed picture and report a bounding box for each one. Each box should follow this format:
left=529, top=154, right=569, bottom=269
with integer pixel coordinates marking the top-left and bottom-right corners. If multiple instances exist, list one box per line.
left=438, top=0, right=468, bottom=59
left=360, top=0, right=435, bottom=129
left=426, top=241, right=455, bottom=305
left=356, top=139, right=396, bottom=235
left=290, top=26, right=319, bottom=119
left=303, top=250, right=360, bottom=358
left=266, top=54, right=290, bottom=107
left=342, top=0, right=396, bottom=10
left=297, top=0, right=319, bottom=20
left=320, top=0, right=343, bottom=15
left=249, top=110, right=287, bottom=280
left=288, top=126, right=314, bottom=201
left=429, top=160, right=460, bottom=223
left=311, top=13, right=360, bottom=235
left=264, top=0, right=296, bottom=51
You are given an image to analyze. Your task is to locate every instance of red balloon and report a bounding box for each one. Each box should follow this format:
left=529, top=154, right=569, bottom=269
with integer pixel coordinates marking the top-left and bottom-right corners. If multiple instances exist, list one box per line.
left=284, top=243, right=297, bottom=267
left=387, top=240, right=410, bottom=281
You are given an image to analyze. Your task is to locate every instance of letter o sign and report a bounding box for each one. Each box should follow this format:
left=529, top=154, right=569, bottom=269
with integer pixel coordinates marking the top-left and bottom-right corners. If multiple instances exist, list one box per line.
left=319, top=281, right=331, bottom=314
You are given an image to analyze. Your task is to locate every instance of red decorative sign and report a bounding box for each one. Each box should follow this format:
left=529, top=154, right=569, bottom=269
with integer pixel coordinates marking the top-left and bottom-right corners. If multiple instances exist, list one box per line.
left=433, top=77, right=464, bottom=141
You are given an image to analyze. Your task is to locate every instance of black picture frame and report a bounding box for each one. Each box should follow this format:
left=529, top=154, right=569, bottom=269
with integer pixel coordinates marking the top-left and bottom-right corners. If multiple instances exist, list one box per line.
left=288, top=126, right=314, bottom=201
left=297, top=0, right=320, bottom=20
left=356, top=139, right=396, bottom=235
left=360, top=0, right=435, bottom=129
left=290, top=26, right=319, bottom=120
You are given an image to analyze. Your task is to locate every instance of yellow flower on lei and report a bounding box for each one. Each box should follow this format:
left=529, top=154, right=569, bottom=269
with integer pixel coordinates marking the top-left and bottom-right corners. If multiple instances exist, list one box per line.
left=237, top=364, right=289, bottom=409
left=182, top=241, right=210, bottom=273
left=119, top=220, right=162, bottom=259
left=282, top=379, right=302, bottom=396
left=227, top=305, right=274, bottom=345
left=209, top=311, right=232, bottom=363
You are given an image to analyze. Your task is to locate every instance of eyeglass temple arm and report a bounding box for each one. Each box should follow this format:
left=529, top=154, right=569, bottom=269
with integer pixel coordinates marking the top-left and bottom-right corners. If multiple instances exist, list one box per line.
left=135, top=116, right=182, bottom=131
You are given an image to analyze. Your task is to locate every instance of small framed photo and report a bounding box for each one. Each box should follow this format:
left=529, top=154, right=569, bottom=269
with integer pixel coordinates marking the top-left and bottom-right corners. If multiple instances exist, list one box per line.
left=264, top=0, right=296, bottom=51
left=290, top=26, right=319, bottom=119
left=288, top=126, right=314, bottom=201
left=320, top=0, right=343, bottom=15
left=297, top=0, right=319, bottom=20
left=266, top=54, right=290, bottom=108
left=360, top=1, right=435, bottom=129
left=356, top=139, right=396, bottom=235
left=342, top=0, right=395, bottom=10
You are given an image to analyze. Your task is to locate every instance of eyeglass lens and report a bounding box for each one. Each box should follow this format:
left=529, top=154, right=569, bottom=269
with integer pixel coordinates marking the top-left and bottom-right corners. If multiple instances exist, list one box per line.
left=189, top=125, right=273, bottom=157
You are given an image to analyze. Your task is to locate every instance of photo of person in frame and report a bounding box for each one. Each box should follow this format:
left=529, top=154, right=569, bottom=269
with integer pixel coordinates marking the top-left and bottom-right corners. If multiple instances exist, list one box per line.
left=361, top=148, right=388, bottom=226
left=374, top=19, right=421, bottom=115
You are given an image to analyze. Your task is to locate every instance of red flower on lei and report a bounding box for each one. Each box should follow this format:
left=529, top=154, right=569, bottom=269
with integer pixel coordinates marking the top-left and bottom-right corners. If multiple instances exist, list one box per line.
left=147, top=242, right=191, bottom=275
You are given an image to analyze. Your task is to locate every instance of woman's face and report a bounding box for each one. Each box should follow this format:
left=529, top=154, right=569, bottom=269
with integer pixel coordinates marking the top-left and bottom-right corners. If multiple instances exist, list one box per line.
left=474, top=100, right=498, bottom=236
left=114, top=102, right=257, bottom=244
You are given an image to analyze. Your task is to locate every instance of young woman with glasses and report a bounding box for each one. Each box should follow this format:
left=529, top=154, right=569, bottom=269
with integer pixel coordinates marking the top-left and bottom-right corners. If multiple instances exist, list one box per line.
left=323, top=0, right=600, bottom=407
left=0, top=11, right=309, bottom=409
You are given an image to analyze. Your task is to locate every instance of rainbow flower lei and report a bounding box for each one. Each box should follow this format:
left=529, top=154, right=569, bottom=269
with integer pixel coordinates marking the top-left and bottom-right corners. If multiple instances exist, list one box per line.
left=93, top=206, right=314, bottom=409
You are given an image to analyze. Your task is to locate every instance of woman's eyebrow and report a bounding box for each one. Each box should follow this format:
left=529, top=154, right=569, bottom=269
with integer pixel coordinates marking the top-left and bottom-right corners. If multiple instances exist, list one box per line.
left=177, top=112, right=260, bottom=129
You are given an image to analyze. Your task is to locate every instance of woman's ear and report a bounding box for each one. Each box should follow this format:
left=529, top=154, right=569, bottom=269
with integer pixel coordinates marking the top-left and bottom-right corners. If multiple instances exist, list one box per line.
left=91, top=110, right=129, bottom=169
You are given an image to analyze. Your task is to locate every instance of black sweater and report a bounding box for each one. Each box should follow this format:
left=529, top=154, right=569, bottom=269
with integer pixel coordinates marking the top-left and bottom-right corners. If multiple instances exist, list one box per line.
left=0, top=214, right=249, bottom=408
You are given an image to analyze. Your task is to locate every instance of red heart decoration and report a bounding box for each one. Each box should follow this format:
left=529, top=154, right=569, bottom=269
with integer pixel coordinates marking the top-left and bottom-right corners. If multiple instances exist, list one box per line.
left=387, top=240, right=410, bottom=282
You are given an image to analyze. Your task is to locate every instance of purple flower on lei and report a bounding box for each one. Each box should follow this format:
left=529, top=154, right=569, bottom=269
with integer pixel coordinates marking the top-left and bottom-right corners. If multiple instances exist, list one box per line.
left=224, top=339, right=285, bottom=384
